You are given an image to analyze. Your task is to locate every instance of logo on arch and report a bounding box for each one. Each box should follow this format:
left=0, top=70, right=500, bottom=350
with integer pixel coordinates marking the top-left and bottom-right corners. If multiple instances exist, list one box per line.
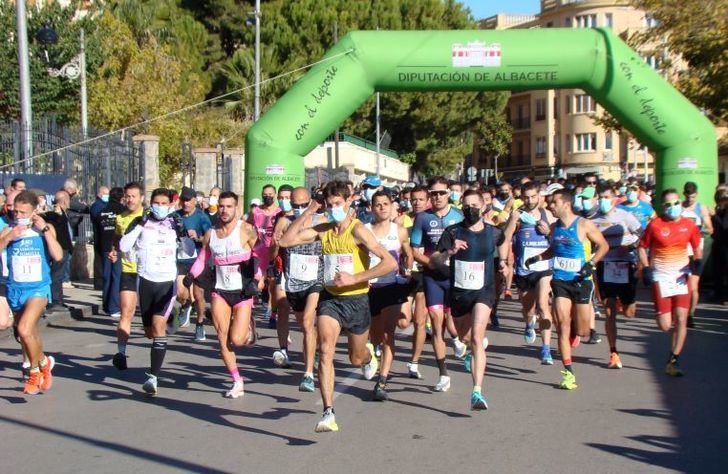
left=452, top=41, right=501, bottom=68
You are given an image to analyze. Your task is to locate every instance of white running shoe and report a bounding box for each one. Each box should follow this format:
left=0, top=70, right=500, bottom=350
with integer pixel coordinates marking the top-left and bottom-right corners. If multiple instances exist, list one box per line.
left=178, top=304, right=192, bottom=328
left=453, top=338, right=467, bottom=359
left=110, top=312, right=121, bottom=320
left=433, top=375, right=451, bottom=392
left=407, top=362, right=422, bottom=379
left=361, top=343, right=379, bottom=380
left=483, top=337, right=489, bottom=351
left=225, top=380, right=245, bottom=399
left=273, top=350, right=291, bottom=368
left=142, top=374, right=158, bottom=396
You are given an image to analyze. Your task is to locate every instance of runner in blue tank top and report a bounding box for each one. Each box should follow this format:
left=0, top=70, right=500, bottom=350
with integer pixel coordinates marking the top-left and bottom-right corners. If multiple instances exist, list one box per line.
left=0, top=191, right=63, bottom=395
left=525, top=189, right=608, bottom=391
left=504, top=181, right=556, bottom=365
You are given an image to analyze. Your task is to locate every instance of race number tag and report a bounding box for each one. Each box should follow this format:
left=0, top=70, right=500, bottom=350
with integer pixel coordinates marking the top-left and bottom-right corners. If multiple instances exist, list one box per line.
left=216, top=264, right=243, bottom=290
left=323, top=254, right=354, bottom=286
left=553, top=256, right=581, bottom=273
left=604, top=262, right=629, bottom=284
left=453, top=260, right=485, bottom=290
left=523, top=247, right=550, bottom=272
left=289, top=254, right=319, bottom=281
left=147, top=247, right=175, bottom=273
left=11, top=255, right=42, bottom=283
left=658, top=275, right=688, bottom=297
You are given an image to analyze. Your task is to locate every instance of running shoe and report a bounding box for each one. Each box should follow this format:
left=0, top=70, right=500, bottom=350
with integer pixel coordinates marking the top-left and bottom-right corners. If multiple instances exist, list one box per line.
left=559, top=370, right=577, bottom=390
left=471, top=390, right=488, bottom=411
left=245, top=317, right=258, bottom=347
left=112, top=352, right=128, bottom=371
left=463, top=353, right=472, bottom=373
left=433, top=375, right=451, bottom=392
left=299, top=374, right=315, bottom=392
left=315, top=408, right=339, bottom=433
left=406, top=362, right=422, bottom=379
left=483, top=337, right=489, bottom=350
left=453, top=338, right=468, bottom=359
left=374, top=343, right=382, bottom=358
left=361, top=343, right=379, bottom=380
left=687, top=315, right=695, bottom=328
left=177, top=303, right=192, bottom=328
left=23, top=370, right=43, bottom=395
left=40, top=355, right=55, bottom=391
left=142, top=373, right=158, bottom=396
left=273, top=350, right=292, bottom=368
left=490, top=314, right=500, bottom=328
left=665, top=360, right=684, bottom=377
left=194, top=324, right=206, bottom=342
left=268, top=311, right=277, bottom=329
left=225, top=380, right=245, bottom=398
left=504, top=289, right=513, bottom=299
left=540, top=346, right=553, bottom=365
left=569, top=333, right=580, bottom=348
left=586, top=330, right=602, bottom=344
left=608, top=352, right=623, bottom=369
left=110, top=312, right=121, bottom=319
left=314, top=351, right=320, bottom=371
left=372, top=381, right=389, bottom=401
left=524, top=316, right=537, bottom=344
left=21, top=362, right=30, bottom=382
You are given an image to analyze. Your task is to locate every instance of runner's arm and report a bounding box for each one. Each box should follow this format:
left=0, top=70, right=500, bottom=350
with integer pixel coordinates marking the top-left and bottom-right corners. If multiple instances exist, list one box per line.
left=502, top=210, right=519, bottom=241
left=33, top=215, right=63, bottom=262
left=583, top=219, right=609, bottom=264
left=119, top=223, right=143, bottom=253
left=351, top=222, right=398, bottom=283
left=700, top=205, right=714, bottom=236
left=689, top=222, right=703, bottom=260
left=278, top=203, right=321, bottom=248
left=269, top=215, right=289, bottom=261
left=409, top=214, right=430, bottom=267
left=398, top=225, right=414, bottom=272
left=188, top=230, right=212, bottom=278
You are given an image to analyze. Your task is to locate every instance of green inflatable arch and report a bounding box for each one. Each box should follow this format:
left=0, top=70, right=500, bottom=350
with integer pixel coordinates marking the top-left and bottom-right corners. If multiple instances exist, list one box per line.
left=245, top=28, right=716, bottom=203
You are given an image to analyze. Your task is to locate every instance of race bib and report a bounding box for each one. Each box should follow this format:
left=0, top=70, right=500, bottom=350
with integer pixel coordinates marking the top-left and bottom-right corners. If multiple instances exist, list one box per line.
left=523, top=247, right=550, bottom=272
left=147, top=247, right=175, bottom=273
left=454, top=260, right=485, bottom=290
left=216, top=264, right=243, bottom=290
left=289, top=253, right=319, bottom=281
left=553, top=256, right=581, bottom=273
left=323, top=253, right=354, bottom=286
left=11, top=254, right=42, bottom=283
left=658, top=275, right=688, bottom=297
left=604, top=261, right=629, bottom=284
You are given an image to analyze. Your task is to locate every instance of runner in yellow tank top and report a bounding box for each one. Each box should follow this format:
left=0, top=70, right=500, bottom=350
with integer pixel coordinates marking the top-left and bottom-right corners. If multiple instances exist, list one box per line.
left=279, top=180, right=397, bottom=434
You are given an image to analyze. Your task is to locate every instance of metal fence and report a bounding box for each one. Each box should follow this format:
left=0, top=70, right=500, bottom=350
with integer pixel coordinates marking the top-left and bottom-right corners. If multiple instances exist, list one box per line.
left=0, top=117, right=144, bottom=242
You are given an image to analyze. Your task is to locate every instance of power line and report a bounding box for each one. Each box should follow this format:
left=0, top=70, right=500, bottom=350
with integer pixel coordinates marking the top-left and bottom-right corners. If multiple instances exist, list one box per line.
left=1, top=48, right=354, bottom=171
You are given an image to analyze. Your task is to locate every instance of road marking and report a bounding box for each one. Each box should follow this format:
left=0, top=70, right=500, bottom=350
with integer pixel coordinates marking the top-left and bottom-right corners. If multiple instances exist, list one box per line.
left=316, top=367, right=362, bottom=404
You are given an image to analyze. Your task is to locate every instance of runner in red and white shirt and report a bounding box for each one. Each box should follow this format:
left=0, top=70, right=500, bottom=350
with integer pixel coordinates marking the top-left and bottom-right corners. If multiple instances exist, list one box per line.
left=637, top=188, right=702, bottom=377
left=247, top=184, right=281, bottom=327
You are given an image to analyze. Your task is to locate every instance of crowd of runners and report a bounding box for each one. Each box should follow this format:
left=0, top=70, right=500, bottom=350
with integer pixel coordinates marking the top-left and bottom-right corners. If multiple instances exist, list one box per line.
left=1, top=172, right=726, bottom=433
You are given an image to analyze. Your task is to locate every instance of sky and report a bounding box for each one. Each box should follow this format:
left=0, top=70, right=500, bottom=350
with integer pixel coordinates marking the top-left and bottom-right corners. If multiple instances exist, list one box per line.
left=460, top=0, right=541, bottom=20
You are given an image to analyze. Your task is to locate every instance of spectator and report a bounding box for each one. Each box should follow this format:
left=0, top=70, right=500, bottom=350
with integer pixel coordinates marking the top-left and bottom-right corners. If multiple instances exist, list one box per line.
left=43, top=190, right=74, bottom=312
left=710, top=188, right=728, bottom=304
left=99, top=187, right=125, bottom=318
left=63, top=178, right=90, bottom=241
left=10, top=178, right=26, bottom=192
left=90, top=186, right=110, bottom=290
left=206, top=186, right=221, bottom=226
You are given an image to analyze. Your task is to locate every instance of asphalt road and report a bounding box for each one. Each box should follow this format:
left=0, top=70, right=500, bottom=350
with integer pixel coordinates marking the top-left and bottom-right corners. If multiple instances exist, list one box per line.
left=1, top=286, right=726, bottom=474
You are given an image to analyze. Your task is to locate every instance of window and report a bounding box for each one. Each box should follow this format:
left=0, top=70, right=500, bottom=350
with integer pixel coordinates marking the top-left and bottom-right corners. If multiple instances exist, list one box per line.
left=536, top=136, right=547, bottom=157
left=575, top=133, right=597, bottom=152
left=566, top=95, right=571, bottom=114
left=605, top=132, right=613, bottom=150
left=535, top=99, right=546, bottom=121
left=553, top=96, right=559, bottom=119
left=575, top=14, right=597, bottom=28
left=574, top=94, right=596, bottom=113
left=566, top=134, right=571, bottom=153
left=505, top=107, right=511, bottom=122
left=517, top=141, right=524, bottom=164
left=605, top=13, right=613, bottom=29
left=553, top=134, right=559, bottom=156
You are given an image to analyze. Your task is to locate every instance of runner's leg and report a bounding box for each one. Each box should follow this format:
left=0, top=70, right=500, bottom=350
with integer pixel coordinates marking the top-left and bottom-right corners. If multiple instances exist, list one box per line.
left=317, top=315, right=342, bottom=409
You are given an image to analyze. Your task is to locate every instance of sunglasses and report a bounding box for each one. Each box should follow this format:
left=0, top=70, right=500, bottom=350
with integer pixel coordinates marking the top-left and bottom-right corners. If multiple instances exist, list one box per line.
left=429, top=190, right=449, bottom=196
left=662, top=200, right=681, bottom=208
left=291, top=201, right=310, bottom=209
left=586, top=181, right=597, bottom=186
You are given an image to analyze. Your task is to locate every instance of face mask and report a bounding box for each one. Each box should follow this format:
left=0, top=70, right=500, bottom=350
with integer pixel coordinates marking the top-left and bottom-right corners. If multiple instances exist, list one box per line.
left=599, top=198, right=613, bottom=214
left=101, top=194, right=109, bottom=203
left=364, top=189, right=376, bottom=202
left=208, top=195, right=219, bottom=206
left=16, top=217, right=31, bottom=227
left=498, top=192, right=510, bottom=202
left=293, top=206, right=308, bottom=218
left=582, top=198, right=594, bottom=212
left=665, top=204, right=682, bottom=220
left=401, top=200, right=411, bottom=210
left=573, top=196, right=583, bottom=211
left=463, top=206, right=482, bottom=225
left=151, top=204, right=170, bottom=220
left=279, top=199, right=292, bottom=213
left=262, top=196, right=274, bottom=206
left=519, top=211, right=538, bottom=226
left=626, top=191, right=638, bottom=203
left=619, top=186, right=627, bottom=195
left=328, top=205, right=347, bottom=223
left=450, top=191, right=461, bottom=202
left=483, top=204, right=492, bottom=213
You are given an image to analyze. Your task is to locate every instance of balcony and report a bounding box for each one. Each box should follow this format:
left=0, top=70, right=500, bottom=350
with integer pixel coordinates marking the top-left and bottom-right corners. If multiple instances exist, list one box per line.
left=508, top=117, right=531, bottom=130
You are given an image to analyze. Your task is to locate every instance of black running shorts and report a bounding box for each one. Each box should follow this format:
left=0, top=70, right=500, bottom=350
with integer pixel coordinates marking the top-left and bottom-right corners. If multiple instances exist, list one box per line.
left=551, top=278, right=594, bottom=305
left=138, top=277, right=176, bottom=327
left=317, top=291, right=371, bottom=335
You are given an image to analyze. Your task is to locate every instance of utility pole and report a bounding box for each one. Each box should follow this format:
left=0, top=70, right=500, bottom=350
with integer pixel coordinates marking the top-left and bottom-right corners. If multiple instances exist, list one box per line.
left=16, top=0, right=33, bottom=167
left=333, top=21, right=339, bottom=165
left=253, top=0, right=261, bottom=121
left=375, top=92, right=381, bottom=178
left=80, top=28, right=88, bottom=138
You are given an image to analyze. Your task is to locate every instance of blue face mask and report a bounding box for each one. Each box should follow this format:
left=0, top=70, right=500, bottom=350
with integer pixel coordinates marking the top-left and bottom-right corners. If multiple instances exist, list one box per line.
left=16, top=217, right=31, bottom=227
left=665, top=204, right=682, bottom=220
left=519, top=211, right=538, bottom=226
left=293, top=206, right=307, bottom=218
left=573, top=196, right=583, bottom=211
left=151, top=204, right=171, bottom=220
left=626, top=191, right=638, bottom=203
left=364, top=189, right=376, bottom=202
left=581, top=198, right=594, bottom=212
left=599, top=198, right=613, bottom=214
left=328, top=206, right=347, bottom=223
left=450, top=191, right=461, bottom=202
left=618, top=186, right=627, bottom=195
left=101, top=194, right=109, bottom=203
left=279, top=199, right=292, bottom=213
left=401, top=199, right=411, bottom=210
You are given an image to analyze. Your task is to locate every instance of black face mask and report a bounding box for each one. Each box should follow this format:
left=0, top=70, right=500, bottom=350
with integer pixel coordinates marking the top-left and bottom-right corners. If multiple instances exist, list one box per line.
left=498, top=192, right=510, bottom=201
left=262, top=196, right=275, bottom=206
left=463, top=206, right=482, bottom=225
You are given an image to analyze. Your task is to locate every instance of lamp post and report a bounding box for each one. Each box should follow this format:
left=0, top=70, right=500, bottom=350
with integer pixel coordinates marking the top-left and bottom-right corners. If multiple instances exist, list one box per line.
left=16, top=0, right=33, bottom=168
left=246, top=1, right=261, bottom=122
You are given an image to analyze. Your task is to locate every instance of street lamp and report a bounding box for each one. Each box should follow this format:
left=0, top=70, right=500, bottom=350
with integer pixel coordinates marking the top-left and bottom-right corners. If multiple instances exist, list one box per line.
left=245, top=0, right=261, bottom=122
left=36, top=25, right=88, bottom=139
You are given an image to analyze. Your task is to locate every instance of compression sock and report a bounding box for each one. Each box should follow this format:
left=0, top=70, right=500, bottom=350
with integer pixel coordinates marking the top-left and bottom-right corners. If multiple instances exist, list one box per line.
left=229, top=367, right=242, bottom=383
left=436, top=357, right=448, bottom=376
left=117, top=342, right=127, bottom=355
left=150, top=337, right=168, bottom=376
left=563, top=358, right=573, bottom=373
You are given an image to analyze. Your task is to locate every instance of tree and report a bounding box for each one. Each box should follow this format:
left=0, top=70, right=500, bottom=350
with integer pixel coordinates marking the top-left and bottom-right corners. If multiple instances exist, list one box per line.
left=630, top=0, right=727, bottom=123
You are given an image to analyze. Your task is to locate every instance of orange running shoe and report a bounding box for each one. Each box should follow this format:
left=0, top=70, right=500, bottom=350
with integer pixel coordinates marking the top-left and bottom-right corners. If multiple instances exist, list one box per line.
left=504, top=289, right=513, bottom=299
left=607, top=352, right=623, bottom=369
left=40, top=355, right=55, bottom=391
left=569, top=333, right=581, bottom=348
left=23, top=370, right=43, bottom=395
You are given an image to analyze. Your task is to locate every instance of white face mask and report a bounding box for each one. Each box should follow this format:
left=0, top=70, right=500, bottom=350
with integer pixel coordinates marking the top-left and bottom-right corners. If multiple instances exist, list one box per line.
left=16, top=217, right=31, bottom=227
left=208, top=195, right=219, bottom=206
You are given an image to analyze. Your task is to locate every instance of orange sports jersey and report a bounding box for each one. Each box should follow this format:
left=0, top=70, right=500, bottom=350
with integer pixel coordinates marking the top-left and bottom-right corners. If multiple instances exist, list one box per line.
left=640, top=216, right=700, bottom=277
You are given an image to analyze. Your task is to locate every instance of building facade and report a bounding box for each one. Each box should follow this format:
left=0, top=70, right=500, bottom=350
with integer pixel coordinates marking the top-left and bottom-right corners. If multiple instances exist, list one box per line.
left=477, top=0, right=664, bottom=182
